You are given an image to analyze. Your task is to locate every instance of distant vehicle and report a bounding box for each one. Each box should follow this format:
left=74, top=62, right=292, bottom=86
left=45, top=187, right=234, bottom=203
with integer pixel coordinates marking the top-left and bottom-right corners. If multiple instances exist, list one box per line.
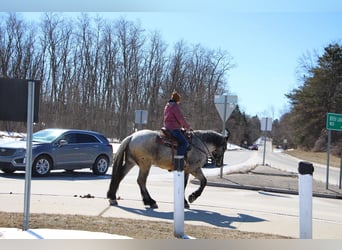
left=0, top=128, right=113, bottom=177
left=248, top=144, right=258, bottom=150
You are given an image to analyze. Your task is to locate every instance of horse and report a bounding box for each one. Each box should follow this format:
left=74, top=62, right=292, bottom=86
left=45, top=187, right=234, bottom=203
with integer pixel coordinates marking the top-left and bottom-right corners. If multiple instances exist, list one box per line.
left=107, top=129, right=229, bottom=209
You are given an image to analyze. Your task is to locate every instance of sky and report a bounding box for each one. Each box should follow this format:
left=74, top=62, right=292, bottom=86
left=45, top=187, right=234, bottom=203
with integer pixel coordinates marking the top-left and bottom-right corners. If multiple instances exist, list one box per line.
left=2, top=0, right=342, bottom=120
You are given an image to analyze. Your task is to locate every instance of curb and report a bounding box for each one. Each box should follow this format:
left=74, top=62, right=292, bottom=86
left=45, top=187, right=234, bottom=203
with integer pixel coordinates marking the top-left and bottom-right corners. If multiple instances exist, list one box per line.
left=191, top=179, right=342, bottom=200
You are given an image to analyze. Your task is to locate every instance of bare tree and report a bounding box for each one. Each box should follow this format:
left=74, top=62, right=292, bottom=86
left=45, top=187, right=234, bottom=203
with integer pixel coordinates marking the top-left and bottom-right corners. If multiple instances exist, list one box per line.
left=39, top=13, right=73, bottom=127
left=114, top=18, right=145, bottom=139
left=140, top=31, right=168, bottom=129
left=0, top=13, right=44, bottom=131
left=0, top=13, right=237, bottom=140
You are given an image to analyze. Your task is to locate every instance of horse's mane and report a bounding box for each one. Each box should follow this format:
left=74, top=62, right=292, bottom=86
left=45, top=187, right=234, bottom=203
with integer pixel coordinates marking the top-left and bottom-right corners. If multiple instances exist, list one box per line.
left=194, top=130, right=226, bottom=146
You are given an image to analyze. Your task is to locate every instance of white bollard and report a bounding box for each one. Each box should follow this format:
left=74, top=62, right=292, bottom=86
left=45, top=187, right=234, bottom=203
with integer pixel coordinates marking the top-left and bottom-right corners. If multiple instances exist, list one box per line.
left=298, top=161, right=314, bottom=239
left=173, top=155, right=185, bottom=238
left=174, top=168, right=184, bottom=238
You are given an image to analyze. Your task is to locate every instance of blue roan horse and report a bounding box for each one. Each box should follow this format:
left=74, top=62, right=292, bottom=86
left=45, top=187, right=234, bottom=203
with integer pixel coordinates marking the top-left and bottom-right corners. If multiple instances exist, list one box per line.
left=107, top=129, right=229, bottom=209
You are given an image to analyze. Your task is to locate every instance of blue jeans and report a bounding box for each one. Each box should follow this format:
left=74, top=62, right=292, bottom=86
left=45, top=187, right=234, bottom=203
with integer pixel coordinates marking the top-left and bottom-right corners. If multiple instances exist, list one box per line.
left=170, top=129, right=189, bottom=156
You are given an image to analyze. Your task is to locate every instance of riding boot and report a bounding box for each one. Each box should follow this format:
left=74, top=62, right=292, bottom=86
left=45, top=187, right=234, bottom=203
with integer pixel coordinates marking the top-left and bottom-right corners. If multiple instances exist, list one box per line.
left=174, top=155, right=185, bottom=171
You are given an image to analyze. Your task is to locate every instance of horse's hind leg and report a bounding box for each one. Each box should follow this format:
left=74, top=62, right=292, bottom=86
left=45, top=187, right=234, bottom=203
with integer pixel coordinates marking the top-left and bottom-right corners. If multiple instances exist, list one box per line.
left=107, top=175, right=124, bottom=206
left=188, top=168, right=207, bottom=204
left=107, top=161, right=134, bottom=206
left=137, top=165, right=158, bottom=209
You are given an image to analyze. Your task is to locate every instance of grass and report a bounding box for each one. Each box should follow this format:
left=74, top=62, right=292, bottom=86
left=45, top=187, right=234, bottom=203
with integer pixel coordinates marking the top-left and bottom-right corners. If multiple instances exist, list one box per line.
left=284, top=148, right=341, bottom=168
left=0, top=212, right=291, bottom=239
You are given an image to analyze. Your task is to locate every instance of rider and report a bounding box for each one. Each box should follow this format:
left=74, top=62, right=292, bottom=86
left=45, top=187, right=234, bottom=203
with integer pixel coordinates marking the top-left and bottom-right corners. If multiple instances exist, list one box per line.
left=163, top=91, right=192, bottom=165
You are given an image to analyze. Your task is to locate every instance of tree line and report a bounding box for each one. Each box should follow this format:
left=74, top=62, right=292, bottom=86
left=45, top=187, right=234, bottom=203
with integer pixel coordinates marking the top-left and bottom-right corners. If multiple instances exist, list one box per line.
left=3, top=13, right=339, bottom=154
left=272, top=43, right=342, bottom=155
left=0, top=13, right=246, bottom=141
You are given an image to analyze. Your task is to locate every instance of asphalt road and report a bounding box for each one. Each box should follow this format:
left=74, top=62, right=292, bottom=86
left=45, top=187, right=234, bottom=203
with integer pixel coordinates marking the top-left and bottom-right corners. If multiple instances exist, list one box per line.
left=1, top=140, right=342, bottom=239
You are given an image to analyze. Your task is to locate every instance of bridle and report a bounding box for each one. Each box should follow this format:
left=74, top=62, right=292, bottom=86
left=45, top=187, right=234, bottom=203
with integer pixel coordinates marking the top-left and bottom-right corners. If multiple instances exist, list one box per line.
left=189, top=131, right=216, bottom=164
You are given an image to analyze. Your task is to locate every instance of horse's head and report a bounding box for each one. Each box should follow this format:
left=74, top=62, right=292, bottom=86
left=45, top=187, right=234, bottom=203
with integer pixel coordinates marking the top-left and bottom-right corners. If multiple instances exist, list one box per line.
left=211, top=132, right=229, bottom=166
left=194, top=130, right=229, bottom=167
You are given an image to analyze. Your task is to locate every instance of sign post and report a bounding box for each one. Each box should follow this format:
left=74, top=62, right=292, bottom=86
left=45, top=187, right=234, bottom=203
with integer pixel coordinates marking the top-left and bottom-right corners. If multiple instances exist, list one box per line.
left=326, top=113, right=342, bottom=189
left=261, top=117, right=272, bottom=166
left=23, top=81, right=35, bottom=231
left=214, top=95, right=237, bottom=178
left=0, top=78, right=40, bottom=231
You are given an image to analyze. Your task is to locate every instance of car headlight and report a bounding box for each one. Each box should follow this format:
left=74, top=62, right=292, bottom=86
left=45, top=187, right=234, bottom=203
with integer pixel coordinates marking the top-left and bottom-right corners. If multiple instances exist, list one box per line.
left=17, top=148, right=26, bottom=154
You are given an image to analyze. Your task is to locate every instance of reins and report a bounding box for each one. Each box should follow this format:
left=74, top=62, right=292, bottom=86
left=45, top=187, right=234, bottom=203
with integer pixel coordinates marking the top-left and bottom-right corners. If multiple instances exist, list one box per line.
left=189, top=131, right=214, bottom=161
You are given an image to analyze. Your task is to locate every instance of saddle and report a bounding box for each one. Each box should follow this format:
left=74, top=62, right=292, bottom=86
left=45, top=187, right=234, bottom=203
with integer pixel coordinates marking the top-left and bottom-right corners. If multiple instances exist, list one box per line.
left=156, top=127, right=192, bottom=148
left=156, top=128, right=193, bottom=172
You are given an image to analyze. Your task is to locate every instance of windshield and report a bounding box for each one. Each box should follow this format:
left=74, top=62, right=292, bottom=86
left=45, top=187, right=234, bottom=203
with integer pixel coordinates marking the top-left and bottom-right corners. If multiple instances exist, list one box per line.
left=28, top=129, right=66, bottom=143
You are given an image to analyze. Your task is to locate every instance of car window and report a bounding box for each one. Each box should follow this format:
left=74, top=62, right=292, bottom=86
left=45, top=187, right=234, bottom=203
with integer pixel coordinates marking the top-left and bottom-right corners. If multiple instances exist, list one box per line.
left=60, top=133, right=77, bottom=144
left=76, top=133, right=99, bottom=143
left=97, top=134, right=109, bottom=143
left=31, top=129, right=66, bottom=143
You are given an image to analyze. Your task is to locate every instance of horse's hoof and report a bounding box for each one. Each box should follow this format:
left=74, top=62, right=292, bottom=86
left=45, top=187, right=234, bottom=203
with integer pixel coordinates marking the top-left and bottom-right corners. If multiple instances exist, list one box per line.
left=109, top=199, right=118, bottom=206
left=188, top=194, right=196, bottom=203
left=184, top=203, right=190, bottom=209
left=150, top=203, right=158, bottom=209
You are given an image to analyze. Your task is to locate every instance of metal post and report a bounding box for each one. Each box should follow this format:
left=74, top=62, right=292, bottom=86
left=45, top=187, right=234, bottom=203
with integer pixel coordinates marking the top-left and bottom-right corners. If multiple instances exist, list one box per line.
left=326, top=130, right=331, bottom=189
left=262, top=118, right=268, bottom=166
left=339, top=149, right=342, bottom=189
left=220, top=96, right=227, bottom=178
left=298, top=161, right=314, bottom=239
left=23, top=81, right=35, bottom=231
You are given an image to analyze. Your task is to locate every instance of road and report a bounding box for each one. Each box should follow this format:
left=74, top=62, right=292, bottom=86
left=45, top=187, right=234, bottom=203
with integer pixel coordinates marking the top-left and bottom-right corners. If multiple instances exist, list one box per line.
left=1, top=140, right=342, bottom=239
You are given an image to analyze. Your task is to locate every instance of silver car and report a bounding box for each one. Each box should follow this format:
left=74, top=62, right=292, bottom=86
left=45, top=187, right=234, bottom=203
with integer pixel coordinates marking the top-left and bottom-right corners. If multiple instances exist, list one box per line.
left=0, top=128, right=113, bottom=177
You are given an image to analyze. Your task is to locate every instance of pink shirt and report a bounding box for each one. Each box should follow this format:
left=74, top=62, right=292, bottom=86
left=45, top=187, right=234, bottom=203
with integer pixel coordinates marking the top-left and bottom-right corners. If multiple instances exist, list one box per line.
left=163, top=101, right=190, bottom=130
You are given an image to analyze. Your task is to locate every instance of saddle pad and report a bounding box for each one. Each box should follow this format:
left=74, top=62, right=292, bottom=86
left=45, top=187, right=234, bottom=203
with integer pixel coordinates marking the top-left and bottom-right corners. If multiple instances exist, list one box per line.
left=155, top=135, right=178, bottom=148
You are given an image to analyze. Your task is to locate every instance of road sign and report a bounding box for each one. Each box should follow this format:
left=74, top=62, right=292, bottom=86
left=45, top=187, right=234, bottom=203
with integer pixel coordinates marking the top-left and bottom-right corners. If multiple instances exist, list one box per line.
left=326, top=112, right=342, bottom=131
left=326, top=112, right=342, bottom=190
left=214, top=95, right=237, bottom=122
left=260, top=117, right=272, bottom=166
left=261, top=117, right=273, bottom=131
left=214, top=95, right=237, bottom=178
left=135, top=110, right=148, bottom=125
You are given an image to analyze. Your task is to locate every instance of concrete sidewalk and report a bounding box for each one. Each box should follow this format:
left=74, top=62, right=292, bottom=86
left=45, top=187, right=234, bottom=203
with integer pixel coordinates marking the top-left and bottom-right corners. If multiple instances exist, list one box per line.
left=201, top=164, right=342, bottom=199
left=1, top=149, right=342, bottom=239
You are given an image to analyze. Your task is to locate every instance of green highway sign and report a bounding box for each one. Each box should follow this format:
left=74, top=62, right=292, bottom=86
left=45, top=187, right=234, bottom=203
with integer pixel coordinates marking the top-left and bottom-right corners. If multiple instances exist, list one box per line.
left=326, top=113, right=342, bottom=131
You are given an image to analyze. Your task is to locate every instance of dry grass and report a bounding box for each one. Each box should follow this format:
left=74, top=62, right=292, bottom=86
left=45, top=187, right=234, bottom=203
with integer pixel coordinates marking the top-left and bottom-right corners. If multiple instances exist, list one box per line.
left=0, top=212, right=291, bottom=239
left=284, top=148, right=341, bottom=168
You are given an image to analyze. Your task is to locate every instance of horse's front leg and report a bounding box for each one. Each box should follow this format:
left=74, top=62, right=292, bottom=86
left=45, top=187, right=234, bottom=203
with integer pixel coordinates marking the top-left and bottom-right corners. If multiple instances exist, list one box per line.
left=184, top=172, right=190, bottom=209
left=188, top=168, right=207, bottom=204
left=137, top=166, right=158, bottom=209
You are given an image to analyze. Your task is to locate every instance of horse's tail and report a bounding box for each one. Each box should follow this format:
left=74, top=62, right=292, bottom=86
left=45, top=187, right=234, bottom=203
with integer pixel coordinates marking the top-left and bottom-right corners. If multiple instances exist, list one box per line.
left=112, top=135, right=133, bottom=178
left=107, top=134, right=133, bottom=201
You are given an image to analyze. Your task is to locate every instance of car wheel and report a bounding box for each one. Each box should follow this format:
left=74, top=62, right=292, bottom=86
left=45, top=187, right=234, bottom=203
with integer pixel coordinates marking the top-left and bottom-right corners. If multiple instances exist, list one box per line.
left=92, top=155, right=109, bottom=175
left=32, top=155, right=52, bottom=177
